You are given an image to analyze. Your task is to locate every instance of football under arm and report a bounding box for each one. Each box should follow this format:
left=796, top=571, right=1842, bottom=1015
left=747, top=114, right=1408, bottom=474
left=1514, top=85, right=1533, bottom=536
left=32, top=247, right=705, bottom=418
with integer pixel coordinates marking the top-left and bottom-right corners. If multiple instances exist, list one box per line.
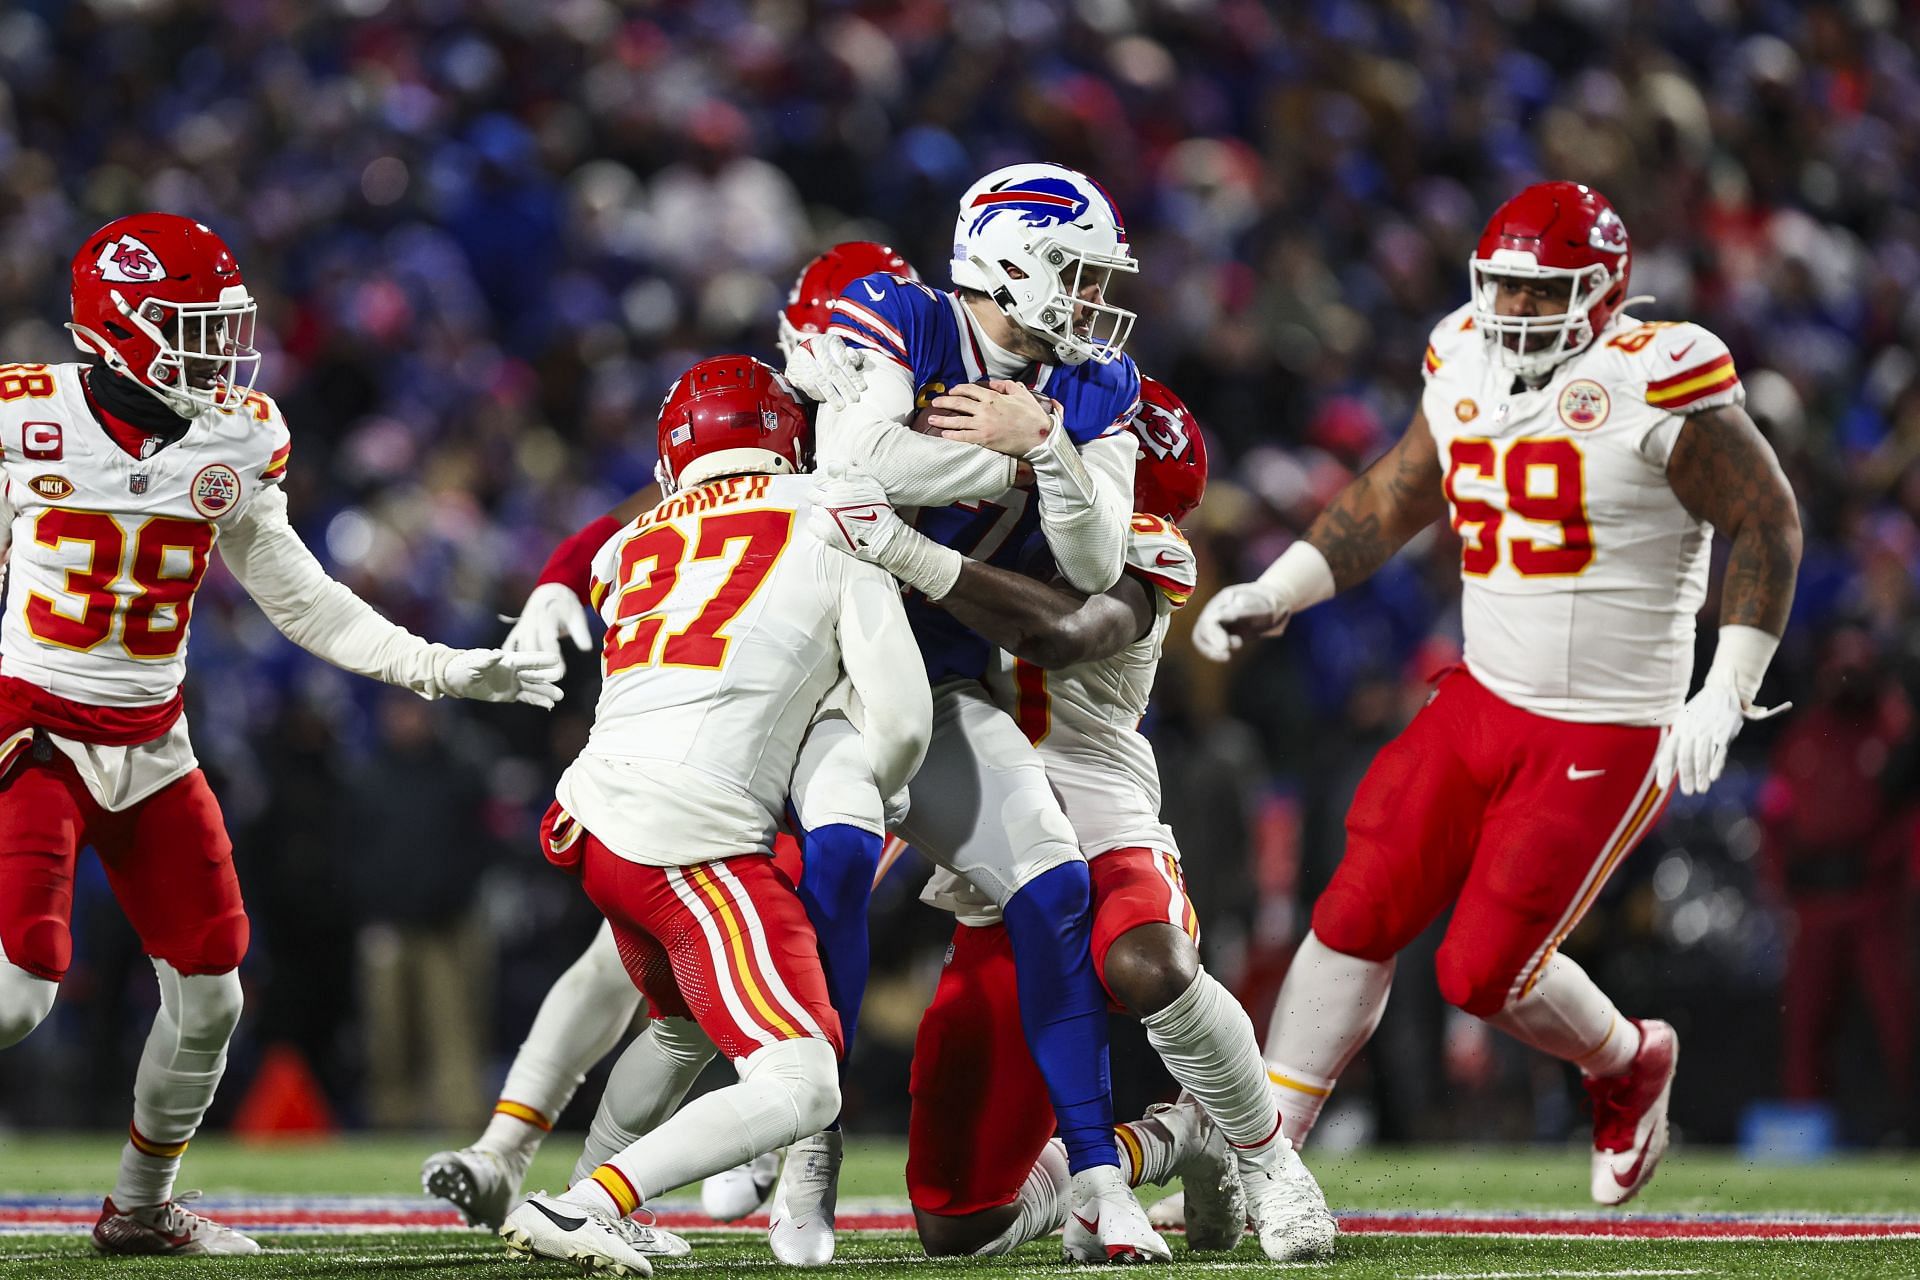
left=219, top=484, right=456, bottom=697
left=1026, top=428, right=1132, bottom=595
left=814, top=360, right=1019, bottom=508
left=832, top=561, right=932, bottom=801
left=936, top=559, right=1154, bottom=671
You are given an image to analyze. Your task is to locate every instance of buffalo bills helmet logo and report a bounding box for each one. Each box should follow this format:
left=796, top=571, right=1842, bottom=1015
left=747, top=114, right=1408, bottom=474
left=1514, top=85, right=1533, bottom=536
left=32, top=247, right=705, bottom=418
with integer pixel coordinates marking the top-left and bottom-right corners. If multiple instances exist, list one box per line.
left=966, top=177, right=1092, bottom=236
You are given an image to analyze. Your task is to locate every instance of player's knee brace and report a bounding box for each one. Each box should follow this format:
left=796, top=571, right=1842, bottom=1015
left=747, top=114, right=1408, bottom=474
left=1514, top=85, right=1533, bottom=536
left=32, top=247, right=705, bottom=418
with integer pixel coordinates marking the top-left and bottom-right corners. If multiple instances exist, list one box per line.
left=158, top=962, right=244, bottom=1050
left=741, top=1036, right=841, bottom=1140
left=0, top=963, right=58, bottom=1048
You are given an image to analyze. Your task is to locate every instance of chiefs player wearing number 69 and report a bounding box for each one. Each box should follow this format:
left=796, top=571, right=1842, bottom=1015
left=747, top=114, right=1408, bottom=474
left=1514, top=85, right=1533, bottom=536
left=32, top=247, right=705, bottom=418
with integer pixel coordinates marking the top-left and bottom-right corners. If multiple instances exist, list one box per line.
left=0, top=215, right=565, bottom=1256
left=1191, top=182, right=1801, bottom=1206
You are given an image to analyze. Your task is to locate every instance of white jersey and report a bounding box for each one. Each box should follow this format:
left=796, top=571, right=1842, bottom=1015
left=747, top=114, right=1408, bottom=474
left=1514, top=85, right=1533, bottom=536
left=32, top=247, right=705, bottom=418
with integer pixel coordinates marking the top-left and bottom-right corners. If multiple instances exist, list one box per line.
left=0, top=362, right=291, bottom=708
left=559, top=471, right=903, bottom=867
left=1420, top=305, right=1742, bottom=726
left=922, top=516, right=1197, bottom=925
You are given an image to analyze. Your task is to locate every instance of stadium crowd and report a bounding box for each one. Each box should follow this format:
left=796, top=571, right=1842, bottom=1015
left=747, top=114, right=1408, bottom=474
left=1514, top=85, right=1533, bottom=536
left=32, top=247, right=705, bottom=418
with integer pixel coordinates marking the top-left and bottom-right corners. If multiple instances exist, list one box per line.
left=0, top=0, right=1913, bottom=1146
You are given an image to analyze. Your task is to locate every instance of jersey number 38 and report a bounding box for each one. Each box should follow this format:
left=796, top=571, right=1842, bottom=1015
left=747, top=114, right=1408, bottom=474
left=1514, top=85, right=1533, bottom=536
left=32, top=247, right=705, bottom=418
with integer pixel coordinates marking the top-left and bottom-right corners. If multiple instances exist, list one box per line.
left=26, top=509, right=214, bottom=658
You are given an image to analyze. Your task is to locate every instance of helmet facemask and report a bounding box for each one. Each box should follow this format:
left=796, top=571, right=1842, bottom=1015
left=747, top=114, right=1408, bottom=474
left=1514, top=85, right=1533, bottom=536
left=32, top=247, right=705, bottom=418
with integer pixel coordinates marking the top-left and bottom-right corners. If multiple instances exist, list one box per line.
left=75, top=284, right=260, bottom=418
left=1469, top=251, right=1617, bottom=383
left=972, top=237, right=1137, bottom=366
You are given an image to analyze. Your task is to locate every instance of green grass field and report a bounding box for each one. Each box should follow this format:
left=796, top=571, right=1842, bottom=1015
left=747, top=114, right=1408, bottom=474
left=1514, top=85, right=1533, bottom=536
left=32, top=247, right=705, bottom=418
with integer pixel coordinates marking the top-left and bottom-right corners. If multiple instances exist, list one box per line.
left=3, top=1134, right=1919, bottom=1278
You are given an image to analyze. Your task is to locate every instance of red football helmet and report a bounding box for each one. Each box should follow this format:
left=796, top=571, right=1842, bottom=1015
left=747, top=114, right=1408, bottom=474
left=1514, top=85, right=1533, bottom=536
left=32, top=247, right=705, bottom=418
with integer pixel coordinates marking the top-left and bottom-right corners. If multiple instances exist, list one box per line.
left=68, top=213, right=260, bottom=417
left=1128, top=375, right=1208, bottom=524
left=776, top=241, right=918, bottom=359
left=655, top=355, right=810, bottom=494
left=1469, top=181, right=1630, bottom=380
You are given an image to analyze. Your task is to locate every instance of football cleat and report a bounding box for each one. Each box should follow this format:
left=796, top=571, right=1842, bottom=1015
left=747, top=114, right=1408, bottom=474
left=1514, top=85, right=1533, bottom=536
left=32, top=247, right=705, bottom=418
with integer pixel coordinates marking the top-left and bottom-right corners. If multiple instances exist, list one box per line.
left=1143, top=1101, right=1243, bottom=1252
left=768, top=1131, right=841, bottom=1266
left=701, top=1148, right=782, bottom=1222
left=501, top=1192, right=690, bottom=1276
left=422, top=1146, right=521, bottom=1230
left=91, top=1193, right=261, bottom=1256
left=1145, top=1190, right=1185, bottom=1230
left=1061, top=1164, right=1170, bottom=1265
left=1587, top=1018, right=1679, bottom=1206
left=1238, top=1136, right=1338, bottom=1263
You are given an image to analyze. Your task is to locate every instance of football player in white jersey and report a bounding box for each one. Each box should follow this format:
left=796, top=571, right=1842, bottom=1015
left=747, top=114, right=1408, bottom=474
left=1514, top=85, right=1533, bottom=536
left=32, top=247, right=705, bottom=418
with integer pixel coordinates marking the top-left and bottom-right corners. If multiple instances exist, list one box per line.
left=496, top=354, right=930, bottom=1276
left=1192, top=182, right=1802, bottom=1205
left=422, top=244, right=919, bottom=1247
left=813, top=377, right=1336, bottom=1263
left=0, top=214, right=563, bottom=1256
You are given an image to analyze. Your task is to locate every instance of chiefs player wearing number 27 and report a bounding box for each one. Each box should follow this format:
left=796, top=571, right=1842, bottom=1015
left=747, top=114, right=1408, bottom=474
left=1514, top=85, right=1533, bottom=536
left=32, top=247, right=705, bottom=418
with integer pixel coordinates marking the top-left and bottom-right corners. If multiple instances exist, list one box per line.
left=1192, top=182, right=1801, bottom=1206
left=0, top=214, right=565, bottom=1257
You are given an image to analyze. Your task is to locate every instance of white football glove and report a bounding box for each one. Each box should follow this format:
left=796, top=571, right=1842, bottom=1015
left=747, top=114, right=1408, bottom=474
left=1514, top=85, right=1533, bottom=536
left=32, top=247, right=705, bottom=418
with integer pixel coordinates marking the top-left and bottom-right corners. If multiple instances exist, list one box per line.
left=784, top=333, right=870, bottom=411
left=442, top=649, right=567, bottom=709
left=1192, top=583, right=1294, bottom=663
left=503, top=582, right=593, bottom=654
left=1653, top=684, right=1789, bottom=797
left=807, top=461, right=904, bottom=561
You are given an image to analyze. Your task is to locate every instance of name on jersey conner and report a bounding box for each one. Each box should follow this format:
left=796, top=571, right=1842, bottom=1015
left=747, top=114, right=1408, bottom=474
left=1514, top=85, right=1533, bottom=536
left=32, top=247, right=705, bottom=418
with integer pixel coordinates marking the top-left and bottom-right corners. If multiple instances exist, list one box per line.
left=650, top=474, right=772, bottom=526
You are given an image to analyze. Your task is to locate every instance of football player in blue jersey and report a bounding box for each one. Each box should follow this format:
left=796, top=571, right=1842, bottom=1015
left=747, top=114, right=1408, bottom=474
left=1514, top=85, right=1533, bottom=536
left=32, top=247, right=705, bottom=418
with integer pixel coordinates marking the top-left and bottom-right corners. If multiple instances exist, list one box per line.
left=814, top=161, right=1164, bottom=1260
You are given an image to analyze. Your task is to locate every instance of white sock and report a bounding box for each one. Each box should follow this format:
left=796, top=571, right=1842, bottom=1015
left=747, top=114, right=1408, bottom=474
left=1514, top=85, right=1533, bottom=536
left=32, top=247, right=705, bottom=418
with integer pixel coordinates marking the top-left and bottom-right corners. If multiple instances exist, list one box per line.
left=975, top=1138, right=1070, bottom=1255
left=1142, top=970, right=1280, bottom=1155
left=571, top=1016, right=719, bottom=1186
left=1263, top=931, right=1394, bottom=1146
left=567, top=1037, right=838, bottom=1216
left=1489, top=952, right=1642, bottom=1078
left=481, top=924, right=641, bottom=1169
left=114, top=962, right=242, bottom=1208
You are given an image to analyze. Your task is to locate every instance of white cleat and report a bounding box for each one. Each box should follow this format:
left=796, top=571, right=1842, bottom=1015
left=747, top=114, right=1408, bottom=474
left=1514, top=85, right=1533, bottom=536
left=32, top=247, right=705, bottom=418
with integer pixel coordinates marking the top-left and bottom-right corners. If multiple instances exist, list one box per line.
left=501, top=1191, right=690, bottom=1275
left=1238, top=1137, right=1337, bottom=1263
left=1145, top=1189, right=1185, bottom=1230
left=91, top=1193, right=261, bottom=1256
left=702, top=1148, right=782, bottom=1222
left=768, top=1131, right=842, bottom=1266
left=1061, top=1164, right=1170, bottom=1265
left=422, top=1146, right=522, bottom=1230
left=1143, top=1101, right=1244, bottom=1252
left=1587, top=1018, right=1679, bottom=1206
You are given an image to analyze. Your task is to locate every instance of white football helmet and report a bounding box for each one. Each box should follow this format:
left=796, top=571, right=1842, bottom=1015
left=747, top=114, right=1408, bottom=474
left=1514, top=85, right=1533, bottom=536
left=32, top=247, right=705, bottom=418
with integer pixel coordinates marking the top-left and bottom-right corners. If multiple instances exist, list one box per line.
left=950, top=162, right=1137, bottom=366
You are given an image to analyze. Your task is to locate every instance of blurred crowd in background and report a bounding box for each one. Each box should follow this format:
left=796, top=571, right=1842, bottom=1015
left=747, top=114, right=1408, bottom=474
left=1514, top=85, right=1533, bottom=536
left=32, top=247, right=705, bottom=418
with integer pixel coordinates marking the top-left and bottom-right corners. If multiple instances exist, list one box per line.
left=0, top=0, right=1915, bottom=1151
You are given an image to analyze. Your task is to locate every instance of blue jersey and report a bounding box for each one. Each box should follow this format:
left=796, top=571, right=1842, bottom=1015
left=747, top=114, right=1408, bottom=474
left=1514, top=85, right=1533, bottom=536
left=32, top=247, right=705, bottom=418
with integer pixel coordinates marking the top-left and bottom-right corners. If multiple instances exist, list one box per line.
left=830, top=273, right=1143, bottom=682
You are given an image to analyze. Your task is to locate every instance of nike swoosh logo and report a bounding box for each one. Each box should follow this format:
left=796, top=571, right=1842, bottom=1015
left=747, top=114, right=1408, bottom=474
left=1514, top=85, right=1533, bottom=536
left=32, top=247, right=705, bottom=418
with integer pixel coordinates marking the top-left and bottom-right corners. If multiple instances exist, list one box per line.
left=846, top=511, right=878, bottom=522
left=1155, top=550, right=1185, bottom=567
left=1611, top=1146, right=1652, bottom=1188
left=1072, top=1211, right=1099, bottom=1234
left=528, top=1200, right=588, bottom=1232
left=1668, top=341, right=1696, bottom=362
left=1567, top=765, right=1606, bottom=781
left=863, top=281, right=884, bottom=301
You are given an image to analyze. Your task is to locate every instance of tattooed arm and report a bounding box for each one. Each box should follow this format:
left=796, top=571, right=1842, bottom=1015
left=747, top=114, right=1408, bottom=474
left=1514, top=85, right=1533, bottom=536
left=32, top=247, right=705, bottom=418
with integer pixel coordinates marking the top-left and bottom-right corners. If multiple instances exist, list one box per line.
left=1665, top=404, right=1802, bottom=636
left=1303, top=407, right=1450, bottom=590
left=1654, top=403, right=1803, bottom=795
left=1194, top=409, right=1447, bottom=660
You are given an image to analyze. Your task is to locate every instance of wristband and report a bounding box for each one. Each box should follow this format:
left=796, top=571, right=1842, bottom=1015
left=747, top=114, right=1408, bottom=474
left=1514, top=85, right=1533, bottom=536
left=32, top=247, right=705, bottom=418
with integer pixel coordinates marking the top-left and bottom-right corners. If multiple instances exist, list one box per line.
left=1255, top=541, right=1337, bottom=612
left=1703, top=624, right=1779, bottom=707
left=876, top=527, right=964, bottom=601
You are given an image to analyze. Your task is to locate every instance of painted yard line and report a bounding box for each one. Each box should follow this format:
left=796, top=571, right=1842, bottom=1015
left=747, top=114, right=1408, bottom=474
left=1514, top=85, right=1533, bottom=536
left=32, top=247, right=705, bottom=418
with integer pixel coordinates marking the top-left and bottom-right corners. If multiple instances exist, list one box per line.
left=1406, top=1272, right=1706, bottom=1279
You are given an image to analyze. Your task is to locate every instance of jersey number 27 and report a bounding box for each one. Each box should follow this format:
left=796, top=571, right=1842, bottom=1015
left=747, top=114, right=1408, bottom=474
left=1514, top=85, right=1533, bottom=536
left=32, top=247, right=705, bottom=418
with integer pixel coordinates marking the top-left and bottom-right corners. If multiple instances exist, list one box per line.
left=602, top=509, right=792, bottom=675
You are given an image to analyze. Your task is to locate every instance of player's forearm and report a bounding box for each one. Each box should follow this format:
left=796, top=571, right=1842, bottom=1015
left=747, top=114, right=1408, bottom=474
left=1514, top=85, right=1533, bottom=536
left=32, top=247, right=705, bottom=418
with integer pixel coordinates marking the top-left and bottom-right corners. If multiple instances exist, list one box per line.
left=837, top=570, right=933, bottom=799
left=937, top=560, right=1134, bottom=670
left=1717, top=509, right=1802, bottom=637
left=817, top=386, right=1016, bottom=508
left=1026, top=429, right=1131, bottom=594
left=1303, top=431, right=1448, bottom=593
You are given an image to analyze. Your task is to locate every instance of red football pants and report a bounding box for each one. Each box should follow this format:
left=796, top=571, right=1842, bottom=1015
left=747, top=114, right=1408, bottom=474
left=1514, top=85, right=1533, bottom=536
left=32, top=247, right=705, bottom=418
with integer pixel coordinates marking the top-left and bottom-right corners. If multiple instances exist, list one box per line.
left=1311, top=668, right=1667, bottom=1017
left=545, top=802, right=843, bottom=1062
left=0, top=752, right=245, bottom=981
left=906, top=847, right=1199, bottom=1216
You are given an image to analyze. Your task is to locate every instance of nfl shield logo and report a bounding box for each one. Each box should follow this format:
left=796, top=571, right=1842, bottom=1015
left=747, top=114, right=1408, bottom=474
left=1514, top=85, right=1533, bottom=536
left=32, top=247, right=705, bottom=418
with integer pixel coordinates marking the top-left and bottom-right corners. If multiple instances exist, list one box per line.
left=129, top=472, right=149, bottom=495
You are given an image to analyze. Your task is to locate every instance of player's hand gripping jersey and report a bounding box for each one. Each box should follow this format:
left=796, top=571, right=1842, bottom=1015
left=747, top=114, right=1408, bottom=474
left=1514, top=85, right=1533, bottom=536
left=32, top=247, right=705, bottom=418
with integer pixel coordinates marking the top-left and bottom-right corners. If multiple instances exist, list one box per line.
left=1421, top=305, right=1743, bottom=725
left=824, top=271, right=1141, bottom=683
left=560, top=472, right=925, bottom=867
